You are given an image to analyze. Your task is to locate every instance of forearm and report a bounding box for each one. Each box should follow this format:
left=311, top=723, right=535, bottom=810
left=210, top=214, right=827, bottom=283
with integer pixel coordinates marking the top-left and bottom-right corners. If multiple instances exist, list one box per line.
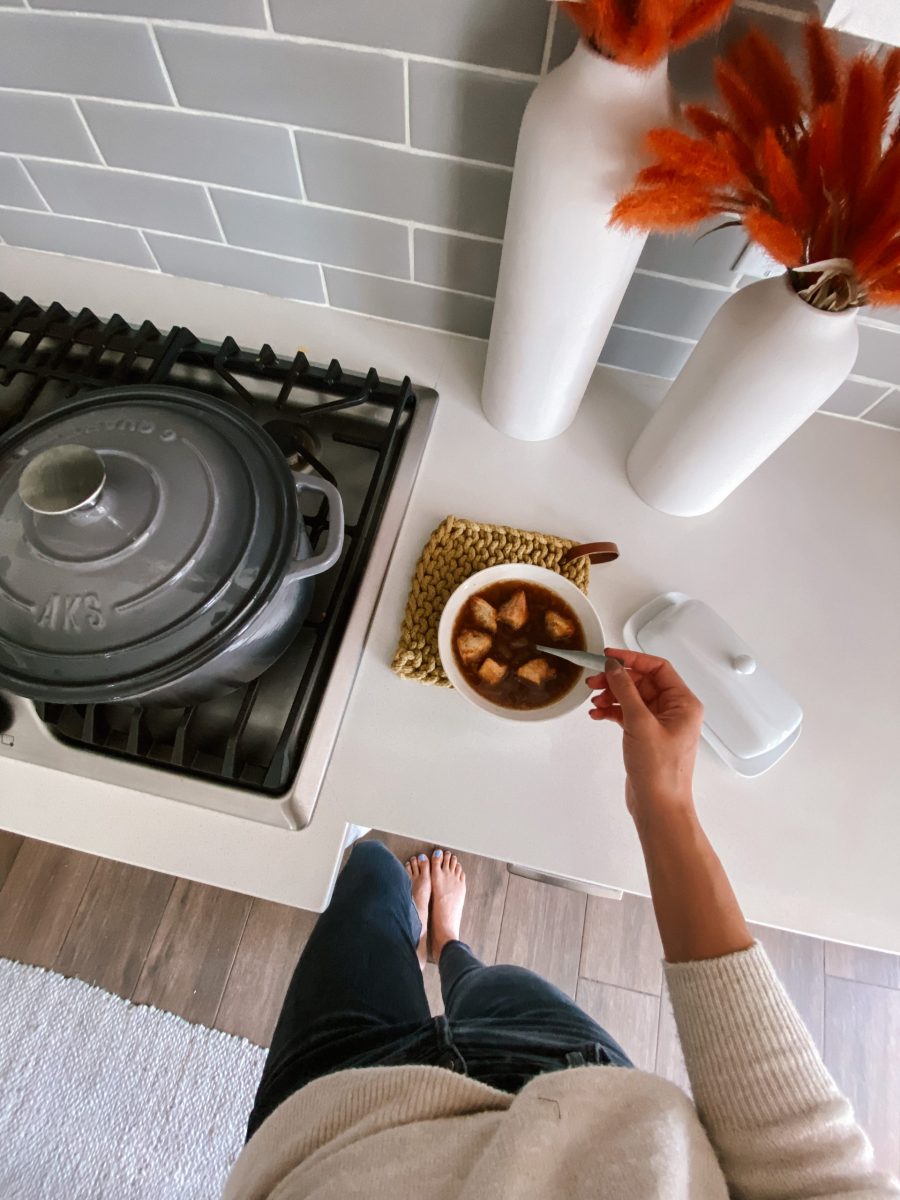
left=639, top=801, right=898, bottom=1196
left=633, top=798, right=753, bottom=963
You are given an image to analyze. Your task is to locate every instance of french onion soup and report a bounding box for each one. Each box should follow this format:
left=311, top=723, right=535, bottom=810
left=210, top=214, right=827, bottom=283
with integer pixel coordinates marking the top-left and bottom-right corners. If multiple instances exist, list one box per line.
left=452, top=579, right=586, bottom=710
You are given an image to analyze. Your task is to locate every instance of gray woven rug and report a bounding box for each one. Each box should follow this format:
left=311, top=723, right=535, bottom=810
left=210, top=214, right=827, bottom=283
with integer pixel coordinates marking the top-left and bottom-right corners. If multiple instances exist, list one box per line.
left=0, top=958, right=266, bottom=1198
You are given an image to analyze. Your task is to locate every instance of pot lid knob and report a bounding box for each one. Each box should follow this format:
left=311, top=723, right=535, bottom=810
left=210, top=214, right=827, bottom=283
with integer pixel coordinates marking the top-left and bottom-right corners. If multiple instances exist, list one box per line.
left=732, top=653, right=757, bottom=675
left=18, top=444, right=106, bottom=515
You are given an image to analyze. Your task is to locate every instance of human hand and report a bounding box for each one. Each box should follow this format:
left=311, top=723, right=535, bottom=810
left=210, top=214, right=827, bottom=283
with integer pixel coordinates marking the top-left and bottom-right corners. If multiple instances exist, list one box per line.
left=587, top=648, right=703, bottom=820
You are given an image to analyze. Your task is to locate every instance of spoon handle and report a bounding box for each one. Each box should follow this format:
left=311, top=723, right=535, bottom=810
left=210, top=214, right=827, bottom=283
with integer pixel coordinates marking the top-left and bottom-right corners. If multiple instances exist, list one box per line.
left=534, top=645, right=611, bottom=671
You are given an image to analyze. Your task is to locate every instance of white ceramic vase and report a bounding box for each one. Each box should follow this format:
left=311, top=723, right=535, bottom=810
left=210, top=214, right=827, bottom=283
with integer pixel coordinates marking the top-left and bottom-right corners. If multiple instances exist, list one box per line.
left=626, top=275, right=860, bottom=516
left=481, top=40, right=670, bottom=442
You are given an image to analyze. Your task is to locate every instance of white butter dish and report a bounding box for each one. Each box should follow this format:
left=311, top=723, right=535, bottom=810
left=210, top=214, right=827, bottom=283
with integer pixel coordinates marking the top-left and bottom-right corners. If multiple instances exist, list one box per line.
left=623, top=593, right=802, bottom=776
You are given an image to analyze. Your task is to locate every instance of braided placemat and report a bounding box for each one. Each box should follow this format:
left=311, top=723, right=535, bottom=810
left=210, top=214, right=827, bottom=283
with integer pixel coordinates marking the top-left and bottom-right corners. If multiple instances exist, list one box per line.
left=391, top=515, right=594, bottom=687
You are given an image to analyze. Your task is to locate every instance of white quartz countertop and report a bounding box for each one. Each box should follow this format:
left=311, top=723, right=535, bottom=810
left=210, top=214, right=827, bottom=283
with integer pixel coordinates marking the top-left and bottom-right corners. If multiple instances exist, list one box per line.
left=2, top=249, right=899, bottom=954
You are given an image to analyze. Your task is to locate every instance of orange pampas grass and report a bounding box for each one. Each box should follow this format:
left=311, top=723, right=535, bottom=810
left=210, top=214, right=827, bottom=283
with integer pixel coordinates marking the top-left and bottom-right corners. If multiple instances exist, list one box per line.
left=561, top=0, right=733, bottom=70
left=612, top=16, right=900, bottom=310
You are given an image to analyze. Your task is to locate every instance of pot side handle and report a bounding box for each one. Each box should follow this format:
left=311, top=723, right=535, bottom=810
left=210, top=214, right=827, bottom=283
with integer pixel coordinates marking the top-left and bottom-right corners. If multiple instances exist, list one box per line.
left=285, top=477, right=345, bottom=583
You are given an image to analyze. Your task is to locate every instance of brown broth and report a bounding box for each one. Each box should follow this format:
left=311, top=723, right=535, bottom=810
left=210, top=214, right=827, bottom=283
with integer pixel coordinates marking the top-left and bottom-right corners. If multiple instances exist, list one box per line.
left=452, top=579, right=586, bottom=710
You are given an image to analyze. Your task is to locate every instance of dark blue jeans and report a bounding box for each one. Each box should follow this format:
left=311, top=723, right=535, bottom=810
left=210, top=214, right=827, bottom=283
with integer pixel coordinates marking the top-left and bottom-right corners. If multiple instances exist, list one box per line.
left=247, top=840, right=632, bottom=1138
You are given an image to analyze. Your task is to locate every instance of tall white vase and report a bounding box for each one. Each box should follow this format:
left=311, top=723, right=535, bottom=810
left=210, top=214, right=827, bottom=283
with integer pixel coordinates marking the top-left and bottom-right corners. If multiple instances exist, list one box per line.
left=626, top=275, right=859, bottom=516
left=481, top=41, right=670, bottom=442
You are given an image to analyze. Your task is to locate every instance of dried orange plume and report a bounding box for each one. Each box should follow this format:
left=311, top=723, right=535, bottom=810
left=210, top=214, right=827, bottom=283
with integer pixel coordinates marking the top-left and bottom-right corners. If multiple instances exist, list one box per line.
left=805, top=16, right=841, bottom=106
left=645, top=128, right=743, bottom=186
left=627, top=0, right=673, bottom=67
left=804, top=103, right=841, bottom=201
left=742, top=210, right=804, bottom=266
left=714, top=59, right=768, bottom=140
left=842, top=57, right=885, bottom=206
left=760, top=128, right=809, bottom=234
left=561, top=0, right=734, bottom=69
left=670, top=0, right=731, bottom=48
left=850, top=145, right=900, bottom=267
left=611, top=184, right=719, bottom=229
left=683, top=104, right=732, bottom=140
left=613, top=15, right=900, bottom=306
left=869, top=265, right=900, bottom=304
left=882, top=48, right=900, bottom=126
left=730, top=29, right=803, bottom=132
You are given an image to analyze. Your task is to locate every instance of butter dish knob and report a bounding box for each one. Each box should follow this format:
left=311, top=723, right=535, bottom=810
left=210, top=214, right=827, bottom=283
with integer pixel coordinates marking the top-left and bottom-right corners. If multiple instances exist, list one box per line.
left=732, top=654, right=757, bottom=675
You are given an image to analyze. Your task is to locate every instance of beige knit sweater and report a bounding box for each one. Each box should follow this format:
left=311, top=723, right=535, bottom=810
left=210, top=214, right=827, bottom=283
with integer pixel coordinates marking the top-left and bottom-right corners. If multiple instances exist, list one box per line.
left=224, top=944, right=900, bottom=1199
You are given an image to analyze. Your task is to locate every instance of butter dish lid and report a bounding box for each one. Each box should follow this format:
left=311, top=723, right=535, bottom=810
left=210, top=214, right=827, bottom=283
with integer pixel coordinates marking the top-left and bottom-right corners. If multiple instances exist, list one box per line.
left=624, top=593, right=802, bottom=775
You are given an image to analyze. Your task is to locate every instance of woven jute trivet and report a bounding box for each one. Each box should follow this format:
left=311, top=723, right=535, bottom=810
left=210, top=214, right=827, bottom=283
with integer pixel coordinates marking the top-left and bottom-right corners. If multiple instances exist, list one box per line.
left=391, top=515, right=618, bottom=687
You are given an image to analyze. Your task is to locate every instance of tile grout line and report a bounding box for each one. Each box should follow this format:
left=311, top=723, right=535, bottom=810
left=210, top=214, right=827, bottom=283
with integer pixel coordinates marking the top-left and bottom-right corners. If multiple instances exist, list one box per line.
left=856, top=386, right=896, bottom=419
left=210, top=898, right=258, bottom=1033
left=408, top=225, right=415, bottom=282
left=403, top=57, right=411, bottom=149
left=0, top=9, right=543, bottom=82
left=204, top=187, right=227, bottom=243
left=15, top=158, right=51, bottom=213
left=288, top=129, right=308, bottom=201
left=824, top=971, right=900, bottom=994
left=488, top=870, right=512, bottom=965
left=261, top=0, right=274, bottom=34
left=0, top=88, right=515, bottom=173
left=635, top=266, right=732, bottom=294
left=540, top=3, right=558, bottom=76
left=318, top=262, right=330, bottom=306
left=45, top=854, right=101, bottom=976
left=137, top=229, right=162, bottom=271
left=127, top=875, right=178, bottom=1002
left=0, top=163, right=506, bottom=243
left=71, top=98, right=109, bottom=166
left=145, top=21, right=180, bottom=108
left=0, top=202, right=496, bottom=299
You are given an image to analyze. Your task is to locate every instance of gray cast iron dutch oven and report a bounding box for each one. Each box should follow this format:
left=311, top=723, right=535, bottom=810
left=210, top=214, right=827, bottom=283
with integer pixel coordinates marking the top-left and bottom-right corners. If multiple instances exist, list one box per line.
left=0, top=385, right=344, bottom=707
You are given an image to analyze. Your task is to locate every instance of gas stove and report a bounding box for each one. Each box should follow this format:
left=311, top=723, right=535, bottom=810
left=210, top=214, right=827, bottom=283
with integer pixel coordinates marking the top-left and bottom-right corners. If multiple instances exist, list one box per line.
left=0, top=294, right=437, bottom=828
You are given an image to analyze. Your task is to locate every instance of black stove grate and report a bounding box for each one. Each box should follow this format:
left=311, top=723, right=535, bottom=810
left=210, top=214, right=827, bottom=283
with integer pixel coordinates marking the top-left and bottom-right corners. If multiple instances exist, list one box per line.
left=0, top=293, right=417, bottom=794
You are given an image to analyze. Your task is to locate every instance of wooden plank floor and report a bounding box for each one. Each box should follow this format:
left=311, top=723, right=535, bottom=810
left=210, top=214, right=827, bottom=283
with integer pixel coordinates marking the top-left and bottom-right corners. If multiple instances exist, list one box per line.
left=1, top=827, right=898, bottom=1175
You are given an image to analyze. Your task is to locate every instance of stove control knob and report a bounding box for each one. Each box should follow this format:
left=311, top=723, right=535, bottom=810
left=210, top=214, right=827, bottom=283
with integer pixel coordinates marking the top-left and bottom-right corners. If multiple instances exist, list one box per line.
left=0, top=695, right=14, bottom=736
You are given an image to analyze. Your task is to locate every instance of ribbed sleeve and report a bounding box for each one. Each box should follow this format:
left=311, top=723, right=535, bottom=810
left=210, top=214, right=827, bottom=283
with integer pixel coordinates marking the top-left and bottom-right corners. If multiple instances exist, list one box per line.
left=665, top=942, right=900, bottom=1198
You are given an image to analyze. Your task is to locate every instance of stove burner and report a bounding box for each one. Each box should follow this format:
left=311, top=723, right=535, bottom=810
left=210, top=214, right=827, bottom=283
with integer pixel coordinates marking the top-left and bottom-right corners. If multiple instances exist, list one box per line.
left=265, top=419, right=324, bottom=476
left=0, top=294, right=423, bottom=808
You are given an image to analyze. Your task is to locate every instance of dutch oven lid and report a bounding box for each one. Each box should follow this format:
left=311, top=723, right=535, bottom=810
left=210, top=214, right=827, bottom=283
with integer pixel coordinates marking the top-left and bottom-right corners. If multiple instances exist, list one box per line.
left=0, top=386, right=295, bottom=696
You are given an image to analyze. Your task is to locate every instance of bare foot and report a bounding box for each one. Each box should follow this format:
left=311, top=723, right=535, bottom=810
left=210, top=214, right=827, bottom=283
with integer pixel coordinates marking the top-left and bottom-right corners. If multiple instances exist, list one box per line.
left=430, top=849, right=466, bottom=962
left=404, top=853, right=431, bottom=968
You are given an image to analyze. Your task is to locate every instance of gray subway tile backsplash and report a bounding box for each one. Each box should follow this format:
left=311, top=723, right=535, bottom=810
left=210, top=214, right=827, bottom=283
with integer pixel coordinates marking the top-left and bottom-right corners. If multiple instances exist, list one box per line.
left=413, top=229, right=502, bottom=297
left=409, top=62, right=533, bottom=167
left=297, top=132, right=512, bottom=238
left=617, top=273, right=728, bottom=341
left=863, top=391, right=900, bottom=430
left=855, top=323, right=900, bottom=387
left=81, top=102, right=301, bottom=198
left=156, top=27, right=405, bottom=142
left=599, top=327, right=696, bottom=380
left=637, top=220, right=749, bottom=288
left=0, top=11, right=172, bottom=104
left=147, top=234, right=325, bottom=303
left=268, top=0, right=551, bottom=74
left=212, top=190, right=409, bottom=278
left=0, top=0, right=898, bottom=437
left=0, top=208, right=155, bottom=268
left=0, top=159, right=46, bottom=211
left=0, top=94, right=100, bottom=163
left=324, top=267, right=493, bottom=338
left=29, top=0, right=267, bottom=26
left=820, top=378, right=892, bottom=418
left=28, top=161, right=221, bottom=240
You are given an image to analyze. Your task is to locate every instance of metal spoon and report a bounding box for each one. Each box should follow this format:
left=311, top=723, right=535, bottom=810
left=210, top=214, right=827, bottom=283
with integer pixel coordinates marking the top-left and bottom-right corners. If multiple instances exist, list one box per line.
left=535, top=645, right=613, bottom=672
